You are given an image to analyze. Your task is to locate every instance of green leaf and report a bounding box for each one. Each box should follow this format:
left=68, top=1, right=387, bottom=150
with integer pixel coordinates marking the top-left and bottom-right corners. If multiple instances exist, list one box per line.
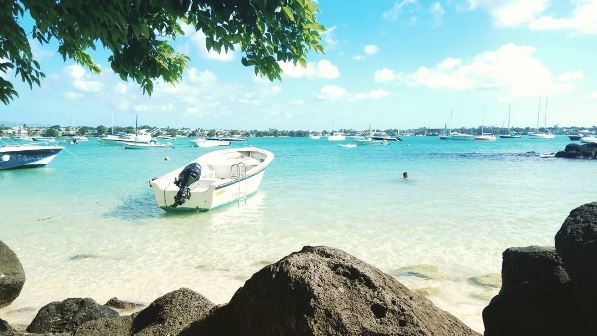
left=281, top=6, right=295, bottom=22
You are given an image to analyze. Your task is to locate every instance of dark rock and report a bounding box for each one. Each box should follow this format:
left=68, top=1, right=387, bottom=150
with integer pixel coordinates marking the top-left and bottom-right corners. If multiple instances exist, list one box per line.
left=483, top=282, right=583, bottom=336
left=555, top=142, right=597, bottom=159
left=74, top=316, right=133, bottom=336
left=564, top=143, right=582, bottom=152
left=182, top=246, right=479, bottom=336
left=131, top=288, right=214, bottom=336
left=555, top=150, right=578, bottom=158
left=573, top=240, right=597, bottom=333
left=1, top=318, right=14, bottom=334
left=105, top=297, right=144, bottom=311
left=579, top=142, right=597, bottom=159
left=555, top=202, right=597, bottom=275
left=26, top=298, right=118, bottom=334
left=0, top=241, right=26, bottom=308
left=500, top=246, right=570, bottom=293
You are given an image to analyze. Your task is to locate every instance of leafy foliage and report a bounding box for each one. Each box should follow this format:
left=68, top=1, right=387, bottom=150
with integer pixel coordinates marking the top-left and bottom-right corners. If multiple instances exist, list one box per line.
left=0, top=0, right=324, bottom=104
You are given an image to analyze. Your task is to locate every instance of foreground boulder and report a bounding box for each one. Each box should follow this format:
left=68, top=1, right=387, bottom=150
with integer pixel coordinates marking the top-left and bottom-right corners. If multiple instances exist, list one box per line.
left=131, top=288, right=214, bottom=335
left=182, top=246, right=479, bottom=336
left=573, top=240, right=597, bottom=332
left=0, top=240, right=26, bottom=308
left=555, top=142, right=597, bottom=159
left=483, top=246, right=581, bottom=336
left=75, top=316, right=133, bottom=336
left=555, top=202, right=597, bottom=275
left=1, top=318, right=14, bottom=334
left=26, top=298, right=118, bottom=334
left=500, top=246, right=570, bottom=293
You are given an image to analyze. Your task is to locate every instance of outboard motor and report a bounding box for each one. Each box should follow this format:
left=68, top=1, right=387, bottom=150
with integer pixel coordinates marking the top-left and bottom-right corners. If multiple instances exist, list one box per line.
left=172, top=163, right=202, bottom=207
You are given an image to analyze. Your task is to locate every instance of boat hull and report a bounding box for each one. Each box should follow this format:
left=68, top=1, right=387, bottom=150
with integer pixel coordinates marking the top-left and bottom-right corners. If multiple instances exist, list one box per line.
left=0, top=146, right=63, bottom=170
left=528, top=133, right=555, bottom=139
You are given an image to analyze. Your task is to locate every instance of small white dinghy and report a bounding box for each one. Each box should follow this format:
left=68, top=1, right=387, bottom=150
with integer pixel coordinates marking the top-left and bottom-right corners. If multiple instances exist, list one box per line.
left=150, top=147, right=274, bottom=211
left=190, top=139, right=231, bottom=148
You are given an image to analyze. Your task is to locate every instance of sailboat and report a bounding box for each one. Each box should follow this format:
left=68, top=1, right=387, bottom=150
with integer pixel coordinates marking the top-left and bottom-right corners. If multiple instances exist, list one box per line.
left=440, top=111, right=474, bottom=140
left=439, top=111, right=452, bottom=140
left=474, top=105, right=496, bottom=141
left=499, top=105, right=521, bottom=138
left=327, top=111, right=345, bottom=141
left=528, top=97, right=555, bottom=139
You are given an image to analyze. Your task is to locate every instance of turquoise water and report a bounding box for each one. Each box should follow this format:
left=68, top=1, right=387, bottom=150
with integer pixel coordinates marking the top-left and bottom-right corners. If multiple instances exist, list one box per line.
left=1, top=136, right=595, bottom=331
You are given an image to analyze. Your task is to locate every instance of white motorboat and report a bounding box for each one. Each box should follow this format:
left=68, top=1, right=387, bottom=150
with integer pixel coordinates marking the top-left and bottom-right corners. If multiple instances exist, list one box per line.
left=580, top=136, right=597, bottom=144
left=327, top=132, right=346, bottom=141
left=190, top=139, right=231, bottom=148
left=0, top=145, right=63, bottom=170
left=150, top=147, right=274, bottom=211
left=123, top=140, right=168, bottom=149
left=528, top=132, right=556, bottom=139
left=474, top=134, right=496, bottom=141
left=308, top=134, right=321, bottom=140
left=100, top=133, right=153, bottom=145
left=370, top=132, right=401, bottom=142
left=353, top=138, right=389, bottom=145
left=72, top=136, right=88, bottom=142
left=449, top=132, right=474, bottom=141
left=32, top=137, right=57, bottom=143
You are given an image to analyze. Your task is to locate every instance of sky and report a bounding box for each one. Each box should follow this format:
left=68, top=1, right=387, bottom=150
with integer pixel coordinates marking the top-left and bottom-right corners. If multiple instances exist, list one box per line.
left=2, top=0, right=597, bottom=130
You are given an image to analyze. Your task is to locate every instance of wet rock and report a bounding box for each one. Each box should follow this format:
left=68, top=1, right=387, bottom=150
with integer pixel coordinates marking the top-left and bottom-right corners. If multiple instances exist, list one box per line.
left=26, top=298, right=118, bottom=334
left=555, top=142, right=597, bottom=159
left=131, top=288, right=214, bottom=336
left=574, top=240, right=597, bottom=333
left=182, top=246, right=479, bottom=336
left=0, top=241, right=26, bottom=308
left=468, top=273, right=501, bottom=289
left=483, top=282, right=583, bottom=336
left=555, top=202, right=597, bottom=276
left=74, top=316, right=133, bottom=336
left=105, top=298, right=144, bottom=311
left=500, top=246, right=570, bottom=293
left=1, top=318, right=14, bottom=334
left=394, top=264, right=440, bottom=280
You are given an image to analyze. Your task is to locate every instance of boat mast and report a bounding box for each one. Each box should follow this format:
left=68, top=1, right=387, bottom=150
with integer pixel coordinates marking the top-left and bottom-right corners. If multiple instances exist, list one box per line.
left=135, top=114, right=138, bottom=142
left=508, top=104, right=511, bottom=130
left=536, top=96, right=541, bottom=131
left=111, top=111, right=114, bottom=135
left=545, top=96, right=548, bottom=129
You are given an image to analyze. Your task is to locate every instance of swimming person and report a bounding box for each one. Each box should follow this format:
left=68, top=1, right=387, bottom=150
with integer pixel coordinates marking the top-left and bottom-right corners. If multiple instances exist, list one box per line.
left=403, top=172, right=408, bottom=179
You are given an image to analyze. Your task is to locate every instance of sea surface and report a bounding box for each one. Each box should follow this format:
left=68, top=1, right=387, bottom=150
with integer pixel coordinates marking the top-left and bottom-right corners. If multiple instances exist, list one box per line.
left=1, top=136, right=595, bottom=331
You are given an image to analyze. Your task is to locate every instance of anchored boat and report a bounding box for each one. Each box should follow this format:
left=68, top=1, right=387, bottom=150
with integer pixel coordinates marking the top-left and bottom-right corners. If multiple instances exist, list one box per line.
left=1, top=145, right=63, bottom=170
left=150, top=147, right=274, bottom=211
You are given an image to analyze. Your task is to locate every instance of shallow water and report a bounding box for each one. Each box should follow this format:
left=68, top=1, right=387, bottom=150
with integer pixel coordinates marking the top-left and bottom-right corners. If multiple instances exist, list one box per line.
left=1, top=136, right=595, bottom=331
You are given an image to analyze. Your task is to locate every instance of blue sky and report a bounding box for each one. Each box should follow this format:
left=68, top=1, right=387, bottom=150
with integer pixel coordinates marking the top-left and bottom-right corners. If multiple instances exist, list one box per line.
left=2, top=0, right=597, bottom=129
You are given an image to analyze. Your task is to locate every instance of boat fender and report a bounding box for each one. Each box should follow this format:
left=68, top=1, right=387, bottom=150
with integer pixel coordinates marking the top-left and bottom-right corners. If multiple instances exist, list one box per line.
left=172, top=163, right=202, bottom=207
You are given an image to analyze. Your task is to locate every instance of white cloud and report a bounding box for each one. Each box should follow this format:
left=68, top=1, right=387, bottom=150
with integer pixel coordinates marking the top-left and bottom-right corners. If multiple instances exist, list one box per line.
left=558, top=71, right=585, bottom=82
left=190, top=31, right=235, bottom=62
left=364, top=44, right=380, bottom=55
left=114, top=83, right=128, bottom=94
left=530, top=1, right=597, bottom=34
left=188, top=67, right=217, bottom=84
left=316, top=85, right=347, bottom=100
left=64, top=64, right=104, bottom=92
left=430, top=2, right=445, bottom=25
left=383, top=0, right=417, bottom=21
left=394, top=43, right=583, bottom=96
left=468, top=0, right=547, bottom=27
left=588, top=91, right=597, bottom=100
left=64, top=91, right=82, bottom=100
left=321, top=26, right=338, bottom=48
left=352, top=55, right=365, bottom=61
left=291, top=99, right=305, bottom=105
left=279, top=59, right=340, bottom=79
left=374, top=68, right=398, bottom=82
left=65, top=64, right=85, bottom=80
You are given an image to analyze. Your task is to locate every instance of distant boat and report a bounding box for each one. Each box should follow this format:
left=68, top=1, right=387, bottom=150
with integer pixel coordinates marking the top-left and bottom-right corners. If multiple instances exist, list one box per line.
left=370, top=132, right=401, bottom=142
left=308, top=134, right=322, bottom=140
left=190, top=139, right=231, bottom=148
left=32, top=137, right=56, bottom=143
left=499, top=105, right=521, bottom=138
left=449, top=132, right=474, bottom=141
left=123, top=140, right=168, bottom=149
left=580, top=136, right=597, bottom=144
left=206, top=136, right=247, bottom=142
left=72, top=135, right=88, bottom=142
left=529, top=96, right=555, bottom=139
left=157, top=135, right=176, bottom=140
left=150, top=147, right=274, bottom=211
left=568, top=134, right=583, bottom=141
left=475, top=134, right=497, bottom=141
left=11, top=135, right=33, bottom=141
left=353, top=137, right=389, bottom=145
left=338, top=143, right=357, bottom=148
left=1, top=145, right=63, bottom=170
left=328, top=132, right=346, bottom=141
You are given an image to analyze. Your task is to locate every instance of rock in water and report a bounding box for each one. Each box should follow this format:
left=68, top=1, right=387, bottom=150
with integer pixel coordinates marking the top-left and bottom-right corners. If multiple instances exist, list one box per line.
left=555, top=202, right=597, bottom=276
left=26, top=298, right=118, bottom=334
left=500, top=246, right=570, bottom=293
left=0, top=240, right=26, bottom=308
left=182, top=246, right=479, bottom=336
left=1, top=318, right=14, bottom=334
left=131, top=288, right=214, bottom=336
left=105, top=297, right=145, bottom=311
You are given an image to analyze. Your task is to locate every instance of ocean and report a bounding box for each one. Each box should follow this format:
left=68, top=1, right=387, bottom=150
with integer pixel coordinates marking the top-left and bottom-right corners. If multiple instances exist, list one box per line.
left=0, top=136, right=595, bottom=331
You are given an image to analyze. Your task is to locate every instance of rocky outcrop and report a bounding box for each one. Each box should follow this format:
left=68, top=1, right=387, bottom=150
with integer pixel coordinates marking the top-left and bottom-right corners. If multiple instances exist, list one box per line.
left=131, top=288, right=214, bottom=336
left=483, top=202, right=597, bottom=336
left=555, top=142, right=597, bottom=159
left=0, top=241, right=26, bottom=308
left=1, top=318, right=14, bottom=334
left=182, top=246, right=479, bottom=336
left=74, top=316, right=133, bottom=336
left=105, top=298, right=144, bottom=311
left=26, top=298, right=118, bottom=334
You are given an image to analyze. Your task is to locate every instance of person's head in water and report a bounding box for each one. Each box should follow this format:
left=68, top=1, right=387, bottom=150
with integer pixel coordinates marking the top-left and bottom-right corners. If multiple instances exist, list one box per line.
left=403, top=172, right=408, bottom=179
